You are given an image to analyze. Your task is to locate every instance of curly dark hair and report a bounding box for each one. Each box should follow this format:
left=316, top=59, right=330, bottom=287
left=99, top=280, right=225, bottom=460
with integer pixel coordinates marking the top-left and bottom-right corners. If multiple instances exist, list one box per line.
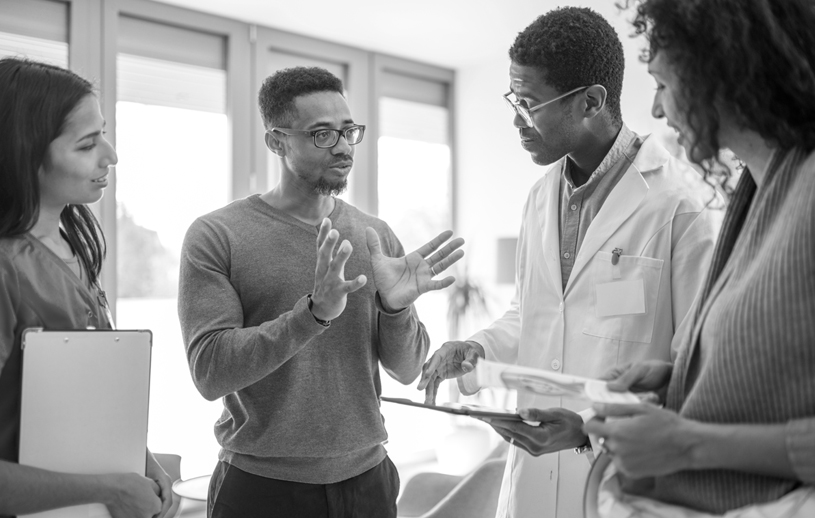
left=0, top=58, right=105, bottom=286
left=258, top=67, right=344, bottom=130
left=630, top=0, right=815, bottom=162
left=509, top=7, right=625, bottom=125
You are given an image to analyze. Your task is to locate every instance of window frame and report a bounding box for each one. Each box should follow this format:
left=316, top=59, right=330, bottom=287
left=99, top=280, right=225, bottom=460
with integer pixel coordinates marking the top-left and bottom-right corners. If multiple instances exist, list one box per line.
left=98, top=0, right=251, bottom=317
left=372, top=53, right=457, bottom=228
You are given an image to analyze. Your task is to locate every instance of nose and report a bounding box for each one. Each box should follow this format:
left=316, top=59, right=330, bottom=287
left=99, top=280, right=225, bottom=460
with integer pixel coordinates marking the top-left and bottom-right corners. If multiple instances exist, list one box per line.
left=512, top=110, right=530, bottom=129
left=651, top=94, right=664, bottom=119
left=101, top=136, right=119, bottom=167
left=331, top=133, right=353, bottom=155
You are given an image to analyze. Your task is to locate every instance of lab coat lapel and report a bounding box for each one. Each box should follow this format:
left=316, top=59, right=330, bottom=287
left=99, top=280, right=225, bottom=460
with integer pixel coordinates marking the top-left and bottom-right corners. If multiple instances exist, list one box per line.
left=535, top=165, right=564, bottom=293
left=565, top=136, right=669, bottom=295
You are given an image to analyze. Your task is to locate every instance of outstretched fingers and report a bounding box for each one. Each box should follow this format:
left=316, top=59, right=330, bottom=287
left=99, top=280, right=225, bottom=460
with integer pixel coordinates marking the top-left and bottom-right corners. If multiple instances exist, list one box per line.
left=316, top=226, right=340, bottom=279
left=413, top=230, right=455, bottom=258
left=427, top=248, right=465, bottom=276
left=365, top=227, right=383, bottom=260
left=328, top=239, right=367, bottom=294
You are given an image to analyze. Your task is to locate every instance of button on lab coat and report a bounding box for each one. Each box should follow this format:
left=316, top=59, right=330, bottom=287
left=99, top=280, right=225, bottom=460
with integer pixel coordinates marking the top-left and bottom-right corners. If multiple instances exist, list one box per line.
left=461, top=136, right=719, bottom=518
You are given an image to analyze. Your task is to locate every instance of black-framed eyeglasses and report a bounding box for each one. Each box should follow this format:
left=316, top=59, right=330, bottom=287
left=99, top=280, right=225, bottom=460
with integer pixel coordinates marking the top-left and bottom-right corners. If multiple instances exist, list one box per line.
left=271, top=124, right=366, bottom=148
left=502, top=86, right=589, bottom=127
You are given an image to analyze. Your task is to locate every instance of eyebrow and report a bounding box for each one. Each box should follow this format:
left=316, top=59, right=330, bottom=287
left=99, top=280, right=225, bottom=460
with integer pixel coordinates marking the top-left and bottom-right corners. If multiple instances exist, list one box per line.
left=308, top=119, right=355, bottom=130
left=76, top=121, right=107, bottom=142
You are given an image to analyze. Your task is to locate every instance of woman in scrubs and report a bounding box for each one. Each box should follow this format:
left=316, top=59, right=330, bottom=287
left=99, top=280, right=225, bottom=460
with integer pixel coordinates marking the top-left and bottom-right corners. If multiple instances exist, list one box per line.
left=0, top=58, right=172, bottom=518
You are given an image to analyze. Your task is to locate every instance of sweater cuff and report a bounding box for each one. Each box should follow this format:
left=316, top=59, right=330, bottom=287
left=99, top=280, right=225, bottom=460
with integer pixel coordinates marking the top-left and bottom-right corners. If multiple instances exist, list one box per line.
left=374, top=292, right=409, bottom=317
left=786, top=418, right=815, bottom=484
left=295, top=295, right=332, bottom=334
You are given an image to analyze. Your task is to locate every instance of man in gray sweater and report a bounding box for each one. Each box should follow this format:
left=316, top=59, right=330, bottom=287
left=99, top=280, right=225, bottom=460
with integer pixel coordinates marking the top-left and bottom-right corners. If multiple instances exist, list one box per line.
left=178, top=66, right=464, bottom=518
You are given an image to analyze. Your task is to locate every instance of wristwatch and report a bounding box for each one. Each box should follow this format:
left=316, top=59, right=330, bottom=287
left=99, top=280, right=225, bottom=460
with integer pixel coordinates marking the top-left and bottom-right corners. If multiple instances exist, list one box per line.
left=307, top=294, right=331, bottom=327
left=573, top=437, right=593, bottom=455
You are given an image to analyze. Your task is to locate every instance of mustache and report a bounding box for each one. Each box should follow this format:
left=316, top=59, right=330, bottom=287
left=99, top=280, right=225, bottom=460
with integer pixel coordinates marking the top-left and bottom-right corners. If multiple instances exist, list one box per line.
left=330, top=155, right=354, bottom=166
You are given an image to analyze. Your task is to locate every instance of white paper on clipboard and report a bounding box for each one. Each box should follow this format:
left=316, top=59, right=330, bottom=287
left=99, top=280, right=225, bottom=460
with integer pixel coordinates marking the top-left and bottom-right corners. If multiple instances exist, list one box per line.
left=19, top=328, right=152, bottom=518
left=475, top=359, right=641, bottom=404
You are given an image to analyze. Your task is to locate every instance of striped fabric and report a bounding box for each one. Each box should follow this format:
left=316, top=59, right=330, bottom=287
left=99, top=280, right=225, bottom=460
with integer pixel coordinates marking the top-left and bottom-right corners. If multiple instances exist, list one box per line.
left=652, top=147, right=815, bottom=514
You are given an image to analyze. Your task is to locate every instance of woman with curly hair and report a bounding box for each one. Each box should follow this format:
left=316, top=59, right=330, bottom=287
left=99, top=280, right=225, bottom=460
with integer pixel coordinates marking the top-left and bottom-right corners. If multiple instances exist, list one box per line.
left=0, top=57, right=172, bottom=517
left=585, top=0, right=815, bottom=515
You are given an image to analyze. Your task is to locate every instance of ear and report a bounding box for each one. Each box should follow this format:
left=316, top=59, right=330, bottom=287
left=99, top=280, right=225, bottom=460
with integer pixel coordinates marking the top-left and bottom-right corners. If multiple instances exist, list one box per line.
left=582, top=85, right=608, bottom=119
left=265, top=130, right=285, bottom=157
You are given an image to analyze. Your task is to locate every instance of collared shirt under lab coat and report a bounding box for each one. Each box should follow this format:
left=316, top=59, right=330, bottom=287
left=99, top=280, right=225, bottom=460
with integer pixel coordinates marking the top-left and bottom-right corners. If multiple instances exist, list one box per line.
left=460, top=135, right=719, bottom=518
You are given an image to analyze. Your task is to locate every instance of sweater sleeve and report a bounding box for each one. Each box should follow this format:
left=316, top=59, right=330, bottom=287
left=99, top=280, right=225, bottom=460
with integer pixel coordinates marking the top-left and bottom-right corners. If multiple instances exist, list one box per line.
left=374, top=227, right=430, bottom=385
left=786, top=418, right=815, bottom=484
left=178, top=218, right=329, bottom=401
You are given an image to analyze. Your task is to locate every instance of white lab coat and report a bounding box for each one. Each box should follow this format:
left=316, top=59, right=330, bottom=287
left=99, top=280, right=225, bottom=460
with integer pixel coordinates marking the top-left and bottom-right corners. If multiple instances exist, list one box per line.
left=461, top=136, right=719, bottom=518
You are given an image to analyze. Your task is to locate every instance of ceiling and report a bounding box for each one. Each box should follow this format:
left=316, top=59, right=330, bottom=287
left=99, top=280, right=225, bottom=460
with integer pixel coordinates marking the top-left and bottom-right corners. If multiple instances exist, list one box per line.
left=152, top=0, right=628, bottom=70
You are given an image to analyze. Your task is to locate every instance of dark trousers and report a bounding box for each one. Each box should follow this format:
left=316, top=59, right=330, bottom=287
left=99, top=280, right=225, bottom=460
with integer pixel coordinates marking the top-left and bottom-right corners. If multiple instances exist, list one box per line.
left=208, top=457, right=400, bottom=518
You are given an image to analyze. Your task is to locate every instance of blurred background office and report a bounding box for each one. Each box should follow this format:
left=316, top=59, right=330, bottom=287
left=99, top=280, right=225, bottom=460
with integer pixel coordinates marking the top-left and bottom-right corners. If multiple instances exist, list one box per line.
left=0, top=0, right=697, bottom=487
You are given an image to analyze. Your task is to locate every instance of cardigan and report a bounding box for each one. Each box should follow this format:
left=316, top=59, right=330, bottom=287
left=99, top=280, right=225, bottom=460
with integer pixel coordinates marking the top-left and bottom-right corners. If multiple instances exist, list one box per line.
left=653, top=147, right=815, bottom=513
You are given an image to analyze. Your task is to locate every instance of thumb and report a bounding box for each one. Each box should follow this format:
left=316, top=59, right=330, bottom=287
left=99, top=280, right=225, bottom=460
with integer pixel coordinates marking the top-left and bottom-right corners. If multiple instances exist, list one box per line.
left=461, top=347, right=481, bottom=372
left=592, top=402, right=651, bottom=418
left=606, top=365, right=643, bottom=392
left=365, top=227, right=383, bottom=259
left=518, top=407, right=556, bottom=421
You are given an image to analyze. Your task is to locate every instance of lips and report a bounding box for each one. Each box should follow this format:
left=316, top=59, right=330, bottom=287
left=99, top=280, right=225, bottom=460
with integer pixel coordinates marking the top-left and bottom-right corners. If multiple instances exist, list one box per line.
left=91, top=173, right=109, bottom=184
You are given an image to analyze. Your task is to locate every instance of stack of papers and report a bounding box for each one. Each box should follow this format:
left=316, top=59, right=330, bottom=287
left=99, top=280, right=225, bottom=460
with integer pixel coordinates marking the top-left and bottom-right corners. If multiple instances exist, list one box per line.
left=475, top=360, right=641, bottom=404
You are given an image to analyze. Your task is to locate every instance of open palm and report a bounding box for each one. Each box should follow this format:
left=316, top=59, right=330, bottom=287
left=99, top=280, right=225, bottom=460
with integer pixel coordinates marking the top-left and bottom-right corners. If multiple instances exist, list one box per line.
left=366, top=227, right=464, bottom=311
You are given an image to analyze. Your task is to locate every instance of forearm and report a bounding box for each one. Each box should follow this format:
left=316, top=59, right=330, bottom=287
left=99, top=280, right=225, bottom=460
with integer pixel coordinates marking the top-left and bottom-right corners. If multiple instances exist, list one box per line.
left=687, top=421, right=797, bottom=480
left=186, top=295, right=328, bottom=400
left=0, top=460, right=112, bottom=513
left=377, top=294, right=429, bottom=384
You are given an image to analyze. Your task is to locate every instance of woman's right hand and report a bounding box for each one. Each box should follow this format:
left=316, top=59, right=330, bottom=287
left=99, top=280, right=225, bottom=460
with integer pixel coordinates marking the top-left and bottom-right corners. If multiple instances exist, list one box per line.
left=102, top=473, right=162, bottom=518
left=602, top=360, right=673, bottom=396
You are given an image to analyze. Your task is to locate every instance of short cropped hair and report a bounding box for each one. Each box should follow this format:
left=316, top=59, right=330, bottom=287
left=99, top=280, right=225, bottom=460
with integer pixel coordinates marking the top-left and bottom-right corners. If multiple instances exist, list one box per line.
left=509, top=7, right=625, bottom=125
left=258, top=67, right=344, bottom=130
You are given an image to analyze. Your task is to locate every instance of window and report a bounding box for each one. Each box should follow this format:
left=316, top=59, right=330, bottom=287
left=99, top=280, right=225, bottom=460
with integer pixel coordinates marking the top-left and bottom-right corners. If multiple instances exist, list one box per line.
left=0, top=0, right=68, bottom=66
left=114, top=15, right=229, bottom=479
left=374, top=66, right=462, bottom=472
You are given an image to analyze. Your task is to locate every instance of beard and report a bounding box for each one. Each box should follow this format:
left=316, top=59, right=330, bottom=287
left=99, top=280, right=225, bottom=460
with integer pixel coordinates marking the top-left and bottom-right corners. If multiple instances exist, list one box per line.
left=313, top=176, right=348, bottom=196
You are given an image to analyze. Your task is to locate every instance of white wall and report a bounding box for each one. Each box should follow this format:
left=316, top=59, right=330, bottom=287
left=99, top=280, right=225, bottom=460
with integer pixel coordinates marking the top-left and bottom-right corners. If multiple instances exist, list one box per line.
left=454, top=2, right=677, bottom=316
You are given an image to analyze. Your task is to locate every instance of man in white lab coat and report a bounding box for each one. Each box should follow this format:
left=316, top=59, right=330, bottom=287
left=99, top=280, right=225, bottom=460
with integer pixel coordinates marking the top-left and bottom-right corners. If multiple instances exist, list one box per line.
left=418, top=7, right=718, bottom=518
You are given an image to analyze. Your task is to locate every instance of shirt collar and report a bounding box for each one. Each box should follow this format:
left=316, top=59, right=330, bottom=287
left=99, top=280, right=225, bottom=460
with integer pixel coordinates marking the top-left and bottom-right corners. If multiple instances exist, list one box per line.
left=564, top=124, right=637, bottom=189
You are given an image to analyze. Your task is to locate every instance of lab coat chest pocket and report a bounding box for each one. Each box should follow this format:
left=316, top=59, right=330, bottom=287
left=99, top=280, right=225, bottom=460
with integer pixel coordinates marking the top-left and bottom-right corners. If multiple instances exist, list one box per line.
left=583, top=251, right=664, bottom=344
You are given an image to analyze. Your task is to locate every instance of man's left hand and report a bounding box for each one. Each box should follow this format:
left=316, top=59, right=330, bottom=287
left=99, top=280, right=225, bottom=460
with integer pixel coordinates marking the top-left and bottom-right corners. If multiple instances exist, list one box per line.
left=477, top=408, right=588, bottom=456
left=366, top=228, right=464, bottom=311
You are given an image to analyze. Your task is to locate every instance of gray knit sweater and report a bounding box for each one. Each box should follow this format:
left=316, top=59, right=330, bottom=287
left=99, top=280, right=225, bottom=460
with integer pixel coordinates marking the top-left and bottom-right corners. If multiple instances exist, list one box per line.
left=653, top=147, right=815, bottom=513
left=178, top=195, right=429, bottom=484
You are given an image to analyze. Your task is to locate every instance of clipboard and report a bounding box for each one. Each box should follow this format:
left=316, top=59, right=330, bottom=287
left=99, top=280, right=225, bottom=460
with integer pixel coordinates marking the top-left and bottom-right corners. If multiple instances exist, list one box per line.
left=19, top=328, right=153, bottom=518
left=380, top=396, right=523, bottom=421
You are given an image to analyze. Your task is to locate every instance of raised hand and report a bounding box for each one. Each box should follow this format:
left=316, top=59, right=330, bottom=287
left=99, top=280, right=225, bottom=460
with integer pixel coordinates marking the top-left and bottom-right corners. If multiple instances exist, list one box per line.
left=310, top=218, right=367, bottom=321
left=366, top=228, right=464, bottom=312
left=417, top=340, right=484, bottom=404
